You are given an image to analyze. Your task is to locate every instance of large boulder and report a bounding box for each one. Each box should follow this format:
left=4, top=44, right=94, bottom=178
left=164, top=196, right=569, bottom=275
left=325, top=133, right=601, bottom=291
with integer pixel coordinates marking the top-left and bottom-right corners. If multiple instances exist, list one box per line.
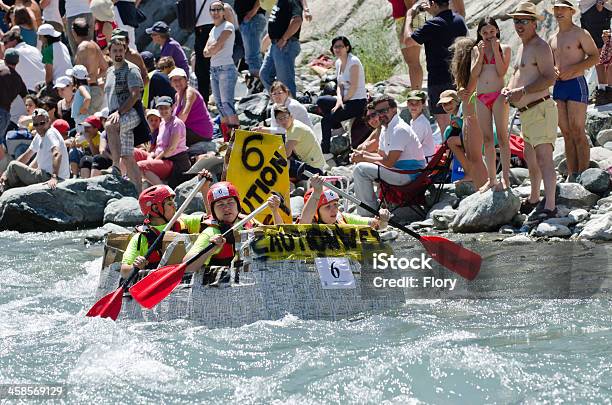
left=450, top=190, right=521, bottom=233
left=578, top=168, right=611, bottom=195
left=174, top=176, right=206, bottom=214
left=555, top=183, right=600, bottom=210
left=0, top=175, right=137, bottom=232
left=556, top=158, right=599, bottom=176
left=236, top=93, right=271, bottom=127
left=578, top=212, right=612, bottom=241
left=586, top=109, right=612, bottom=143
left=103, top=197, right=144, bottom=226
left=596, top=129, right=612, bottom=147
left=534, top=222, right=572, bottom=238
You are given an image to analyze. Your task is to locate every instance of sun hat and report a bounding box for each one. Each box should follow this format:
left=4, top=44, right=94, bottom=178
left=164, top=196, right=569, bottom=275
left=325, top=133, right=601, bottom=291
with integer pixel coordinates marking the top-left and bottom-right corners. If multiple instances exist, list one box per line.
left=508, top=1, right=545, bottom=21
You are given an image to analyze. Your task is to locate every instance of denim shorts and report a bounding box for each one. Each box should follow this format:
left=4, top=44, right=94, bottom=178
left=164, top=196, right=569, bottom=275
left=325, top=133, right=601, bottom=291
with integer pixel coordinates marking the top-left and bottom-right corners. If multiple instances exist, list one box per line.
left=210, top=64, right=237, bottom=117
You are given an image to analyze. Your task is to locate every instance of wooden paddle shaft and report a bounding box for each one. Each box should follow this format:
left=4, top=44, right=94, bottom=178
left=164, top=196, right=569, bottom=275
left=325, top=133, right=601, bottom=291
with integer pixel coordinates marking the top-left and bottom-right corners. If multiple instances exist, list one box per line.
left=302, top=170, right=422, bottom=241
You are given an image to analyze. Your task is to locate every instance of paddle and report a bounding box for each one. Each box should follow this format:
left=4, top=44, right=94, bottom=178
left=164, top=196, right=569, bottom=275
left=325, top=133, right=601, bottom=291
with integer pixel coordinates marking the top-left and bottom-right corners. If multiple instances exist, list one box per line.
left=86, top=175, right=211, bottom=320
left=129, top=201, right=270, bottom=309
left=303, top=171, right=481, bottom=280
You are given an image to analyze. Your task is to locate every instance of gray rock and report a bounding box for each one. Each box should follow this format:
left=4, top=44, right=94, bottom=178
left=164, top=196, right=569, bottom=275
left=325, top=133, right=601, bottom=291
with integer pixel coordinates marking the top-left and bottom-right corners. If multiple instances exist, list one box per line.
left=411, top=218, right=435, bottom=228
left=556, top=158, right=599, bottom=176
left=511, top=213, right=527, bottom=228
left=499, top=224, right=516, bottom=234
left=597, top=196, right=612, bottom=211
left=578, top=168, right=610, bottom=195
left=0, top=175, right=137, bottom=232
left=578, top=212, right=612, bottom=241
left=509, top=168, right=530, bottom=187
left=568, top=208, right=589, bottom=222
left=103, top=197, right=144, bottom=226
left=596, top=129, right=612, bottom=146
left=455, top=181, right=477, bottom=198
left=604, top=141, right=612, bottom=151
left=590, top=147, right=612, bottom=164
left=585, top=109, right=612, bottom=143
left=534, top=223, right=572, bottom=237
left=426, top=201, right=455, bottom=218
left=502, top=234, right=532, bottom=244
left=553, top=138, right=567, bottom=167
left=430, top=209, right=457, bottom=230
left=174, top=176, right=206, bottom=214
left=555, top=183, right=600, bottom=210
left=544, top=216, right=576, bottom=227
left=450, top=190, right=521, bottom=233
left=85, top=223, right=131, bottom=243
left=598, top=158, right=612, bottom=171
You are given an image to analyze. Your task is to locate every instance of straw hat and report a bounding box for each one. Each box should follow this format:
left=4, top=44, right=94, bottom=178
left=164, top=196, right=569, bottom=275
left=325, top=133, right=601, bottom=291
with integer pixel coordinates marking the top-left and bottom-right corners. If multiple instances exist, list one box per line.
left=508, top=2, right=545, bottom=21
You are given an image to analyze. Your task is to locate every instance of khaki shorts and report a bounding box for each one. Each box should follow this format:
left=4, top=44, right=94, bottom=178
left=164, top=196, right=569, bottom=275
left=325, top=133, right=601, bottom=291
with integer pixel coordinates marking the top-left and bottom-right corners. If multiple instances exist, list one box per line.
left=520, top=98, right=558, bottom=148
left=395, top=16, right=425, bottom=50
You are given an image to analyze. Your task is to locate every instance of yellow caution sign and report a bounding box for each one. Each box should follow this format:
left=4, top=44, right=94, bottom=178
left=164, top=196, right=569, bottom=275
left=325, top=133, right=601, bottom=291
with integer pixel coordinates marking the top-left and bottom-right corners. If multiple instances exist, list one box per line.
left=226, top=130, right=292, bottom=224
left=246, top=224, right=390, bottom=262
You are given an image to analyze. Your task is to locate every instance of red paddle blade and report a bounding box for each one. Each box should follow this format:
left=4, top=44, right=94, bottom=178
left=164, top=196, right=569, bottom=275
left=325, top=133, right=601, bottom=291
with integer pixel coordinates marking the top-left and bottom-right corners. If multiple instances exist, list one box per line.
left=85, top=288, right=124, bottom=321
left=420, top=235, right=481, bottom=280
left=128, top=263, right=187, bottom=309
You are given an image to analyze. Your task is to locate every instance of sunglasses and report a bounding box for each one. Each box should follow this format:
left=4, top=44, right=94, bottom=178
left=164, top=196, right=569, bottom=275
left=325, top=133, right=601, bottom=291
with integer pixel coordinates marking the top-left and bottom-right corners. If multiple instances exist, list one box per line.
left=210, top=7, right=224, bottom=12
left=366, top=112, right=379, bottom=120
left=33, top=121, right=48, bottom=127
left=374, top=107, right=390, bottom=115
left=513, top=18, right=535, bottom=25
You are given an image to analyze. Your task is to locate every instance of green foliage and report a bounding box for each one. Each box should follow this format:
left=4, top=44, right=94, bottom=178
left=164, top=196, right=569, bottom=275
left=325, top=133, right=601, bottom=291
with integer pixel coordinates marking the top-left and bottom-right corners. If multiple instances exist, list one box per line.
left=351, top=19, right=401, bottom=84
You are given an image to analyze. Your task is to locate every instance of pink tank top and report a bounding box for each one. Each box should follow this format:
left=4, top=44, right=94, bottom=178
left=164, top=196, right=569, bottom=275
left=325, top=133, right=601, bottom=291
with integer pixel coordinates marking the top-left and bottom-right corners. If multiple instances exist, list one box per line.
left=174, top=88, right=214, bottom=141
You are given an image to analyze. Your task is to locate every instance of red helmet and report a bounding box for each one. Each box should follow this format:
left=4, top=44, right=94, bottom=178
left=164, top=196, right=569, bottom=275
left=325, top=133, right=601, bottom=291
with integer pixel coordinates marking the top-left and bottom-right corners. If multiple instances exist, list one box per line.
left=139, top=185, right=175, bottom=218
left=207, top=182, right=240, bottom=219
left=303, top=187, right=340, bottom=212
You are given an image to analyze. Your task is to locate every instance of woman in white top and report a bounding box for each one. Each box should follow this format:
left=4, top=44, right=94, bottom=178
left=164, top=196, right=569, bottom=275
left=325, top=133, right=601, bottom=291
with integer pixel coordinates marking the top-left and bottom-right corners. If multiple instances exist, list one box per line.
left=204, top=1, right=239, bottom=128
left=255, top=80, right=313, bottom=134
left=316, top=36, right=367, bottom=155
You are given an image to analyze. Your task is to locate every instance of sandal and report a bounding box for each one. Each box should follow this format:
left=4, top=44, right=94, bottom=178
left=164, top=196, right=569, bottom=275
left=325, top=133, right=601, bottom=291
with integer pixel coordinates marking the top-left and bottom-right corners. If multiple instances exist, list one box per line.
left=520, top=198, right=542, bottom=215
left=525, top=207, right=558, bottom=225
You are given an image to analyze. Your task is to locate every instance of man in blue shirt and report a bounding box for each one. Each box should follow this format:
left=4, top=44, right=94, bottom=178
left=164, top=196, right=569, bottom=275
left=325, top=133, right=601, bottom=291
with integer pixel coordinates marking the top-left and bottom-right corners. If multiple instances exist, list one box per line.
left=403, top=0, right=467, bottom=133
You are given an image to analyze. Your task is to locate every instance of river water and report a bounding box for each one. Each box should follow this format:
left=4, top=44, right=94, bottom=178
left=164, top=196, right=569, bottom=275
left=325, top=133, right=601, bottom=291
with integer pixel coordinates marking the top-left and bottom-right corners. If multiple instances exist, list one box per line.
left=1, top=230, right=611, bottom=404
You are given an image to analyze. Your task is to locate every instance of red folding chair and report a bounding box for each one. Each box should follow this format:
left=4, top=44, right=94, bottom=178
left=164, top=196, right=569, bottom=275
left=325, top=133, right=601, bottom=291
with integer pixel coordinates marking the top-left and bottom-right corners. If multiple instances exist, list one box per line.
left=376, top=143, right=452, bottom=218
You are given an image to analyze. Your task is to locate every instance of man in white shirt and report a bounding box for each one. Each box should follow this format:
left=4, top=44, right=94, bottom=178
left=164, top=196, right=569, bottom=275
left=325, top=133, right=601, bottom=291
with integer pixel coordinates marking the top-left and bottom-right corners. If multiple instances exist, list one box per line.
left=0, top=109, right=70, bottom=195
left=350, top=95, right=426, bottom=216
left=2, top=27, right=45, bottom=92
left=405, top=90, right=435, bottom=159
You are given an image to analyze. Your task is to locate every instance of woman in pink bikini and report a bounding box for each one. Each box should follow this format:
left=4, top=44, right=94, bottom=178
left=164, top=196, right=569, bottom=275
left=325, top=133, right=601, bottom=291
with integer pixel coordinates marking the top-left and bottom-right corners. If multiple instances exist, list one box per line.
left=471, top=17, right=512, bottom=191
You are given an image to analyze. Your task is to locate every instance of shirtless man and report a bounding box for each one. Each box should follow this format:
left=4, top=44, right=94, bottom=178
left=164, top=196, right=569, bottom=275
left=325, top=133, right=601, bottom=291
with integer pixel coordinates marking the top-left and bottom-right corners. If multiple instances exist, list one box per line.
left=502, top=2, right=558, bottom=222
left=111, top=28, right=149, bottom=87
left=73, top=18, right=108, bottom=114
left=549, top=0, right=599, bottom=182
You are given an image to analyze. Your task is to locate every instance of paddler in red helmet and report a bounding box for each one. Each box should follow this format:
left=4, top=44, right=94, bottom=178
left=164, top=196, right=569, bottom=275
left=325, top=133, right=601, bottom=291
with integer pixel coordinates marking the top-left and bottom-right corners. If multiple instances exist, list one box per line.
left=184, top=181, right=283, bottom=271
left=300, top=174, right=390, bottom=228
left=120, top=171, right=212, bottom=277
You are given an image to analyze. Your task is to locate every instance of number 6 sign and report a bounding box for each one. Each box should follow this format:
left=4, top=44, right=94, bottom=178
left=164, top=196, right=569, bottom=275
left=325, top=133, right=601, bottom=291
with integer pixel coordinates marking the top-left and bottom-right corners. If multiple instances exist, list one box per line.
left=315, top=258, right=355, bottom=289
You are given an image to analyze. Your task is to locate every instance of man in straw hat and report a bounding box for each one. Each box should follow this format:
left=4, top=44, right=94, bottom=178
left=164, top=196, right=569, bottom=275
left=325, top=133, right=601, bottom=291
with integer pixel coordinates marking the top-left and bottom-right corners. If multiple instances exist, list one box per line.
left=502, top=1, right=558, bottom=223
left=549, top=0, right=599, bottom=183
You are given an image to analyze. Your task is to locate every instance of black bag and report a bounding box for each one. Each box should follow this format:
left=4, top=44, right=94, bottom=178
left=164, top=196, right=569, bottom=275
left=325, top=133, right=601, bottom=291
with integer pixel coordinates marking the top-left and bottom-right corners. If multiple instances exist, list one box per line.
left=176, top=0, right=207, bottom=33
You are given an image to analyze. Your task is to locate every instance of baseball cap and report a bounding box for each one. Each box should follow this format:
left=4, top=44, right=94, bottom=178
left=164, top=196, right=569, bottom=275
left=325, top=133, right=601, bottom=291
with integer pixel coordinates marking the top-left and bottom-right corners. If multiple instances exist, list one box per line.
left=71, top=65, right=89, bottom=80
left=37, top=24, right=61, bottom=38
left=52, top=119, right=70, bottom=135
left=146, top=21, right=170, bottom=35
left=111, top=28, right=129, bottom=39
left=155, top=96, right=174, bottom=107
left=82, top=115, right=103, bottom=131
left=406, top=90, right=427, bottom=102
left=4, top=48, right=20, bottom=65
left=146, top=109, right=161, bottom=118
left=53, top=76, right=73, bottom=89
left=94, top=107, right=110, bottom=119
left=140, top=51, right=155, bottom=71
left=168, top=67, right=187, bottom=79
left=437, top=90, right=459, bottom=105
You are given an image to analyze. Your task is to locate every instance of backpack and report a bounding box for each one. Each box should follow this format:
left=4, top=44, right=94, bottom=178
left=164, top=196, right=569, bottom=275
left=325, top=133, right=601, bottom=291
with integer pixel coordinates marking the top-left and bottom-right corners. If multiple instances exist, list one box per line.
left=176, top=0, right=207, bottom=33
